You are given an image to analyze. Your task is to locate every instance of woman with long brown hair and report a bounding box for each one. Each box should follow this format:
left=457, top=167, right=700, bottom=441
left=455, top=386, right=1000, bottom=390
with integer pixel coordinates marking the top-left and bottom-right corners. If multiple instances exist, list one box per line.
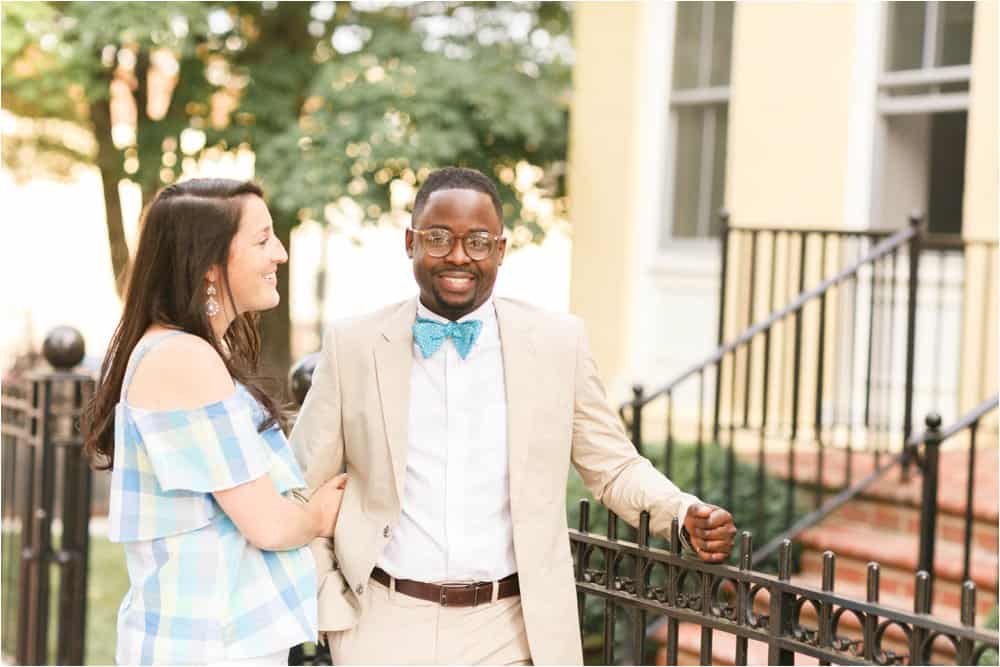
left=84, top=178, right=345, bottom=665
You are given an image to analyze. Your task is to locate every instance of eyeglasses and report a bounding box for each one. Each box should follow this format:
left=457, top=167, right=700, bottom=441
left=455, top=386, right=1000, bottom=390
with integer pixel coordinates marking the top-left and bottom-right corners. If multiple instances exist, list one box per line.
left=410, top=228, right=503, bottom=261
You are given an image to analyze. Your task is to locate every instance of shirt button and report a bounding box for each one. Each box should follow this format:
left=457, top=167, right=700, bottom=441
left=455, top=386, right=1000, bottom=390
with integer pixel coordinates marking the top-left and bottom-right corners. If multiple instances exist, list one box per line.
left=383, top=525, right=391, bottom=539
left=355, top=584, right=364, bottom=595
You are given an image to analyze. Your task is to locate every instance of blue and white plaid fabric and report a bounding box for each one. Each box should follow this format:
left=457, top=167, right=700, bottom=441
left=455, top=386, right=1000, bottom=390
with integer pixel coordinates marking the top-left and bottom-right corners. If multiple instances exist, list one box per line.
left=108, top=333, right=317, bottom=664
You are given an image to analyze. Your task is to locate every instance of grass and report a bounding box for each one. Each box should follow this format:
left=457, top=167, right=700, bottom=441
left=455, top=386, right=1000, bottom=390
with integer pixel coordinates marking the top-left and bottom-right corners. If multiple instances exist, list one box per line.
left=2, top=526, right=128, bottom=666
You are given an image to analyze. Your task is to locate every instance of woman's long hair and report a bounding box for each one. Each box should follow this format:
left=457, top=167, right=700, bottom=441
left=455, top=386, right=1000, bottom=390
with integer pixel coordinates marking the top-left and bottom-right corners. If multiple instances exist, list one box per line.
left=83, top=178, right=285, bottom=470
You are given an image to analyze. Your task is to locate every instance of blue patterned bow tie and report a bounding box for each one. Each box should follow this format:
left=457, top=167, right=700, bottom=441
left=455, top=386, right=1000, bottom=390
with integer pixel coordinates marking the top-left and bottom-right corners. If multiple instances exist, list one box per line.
left=412, top=317, right=483, bottom=360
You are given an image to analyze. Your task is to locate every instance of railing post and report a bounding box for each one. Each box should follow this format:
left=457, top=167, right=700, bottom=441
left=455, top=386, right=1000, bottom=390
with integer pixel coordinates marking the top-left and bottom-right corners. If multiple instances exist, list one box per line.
left=916, top=413, right=942, bottom=606
left=902, top=212, right=923, bottom=461
left=713, top=209, right=730, bottom=445
left=630, top=384, right=644, bottom=456
left=767, top=540, right=795, bottom=665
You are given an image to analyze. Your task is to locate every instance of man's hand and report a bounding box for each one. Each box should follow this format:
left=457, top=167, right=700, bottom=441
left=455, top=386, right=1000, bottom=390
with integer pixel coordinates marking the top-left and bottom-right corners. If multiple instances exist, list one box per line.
left=683, top=503, right=736, bottom=563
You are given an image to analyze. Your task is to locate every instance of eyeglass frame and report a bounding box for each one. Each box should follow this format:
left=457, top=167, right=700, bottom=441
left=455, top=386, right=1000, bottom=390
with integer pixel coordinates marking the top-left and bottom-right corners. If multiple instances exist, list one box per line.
left=408, top=227, right=505, bottom=260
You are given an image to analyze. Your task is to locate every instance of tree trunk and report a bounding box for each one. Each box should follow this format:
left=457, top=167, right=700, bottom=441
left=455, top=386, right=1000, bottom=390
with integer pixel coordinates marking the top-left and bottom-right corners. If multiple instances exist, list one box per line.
left=259, top=222, right=293, bottom=395
left=91, top=97, right=130, bottom=297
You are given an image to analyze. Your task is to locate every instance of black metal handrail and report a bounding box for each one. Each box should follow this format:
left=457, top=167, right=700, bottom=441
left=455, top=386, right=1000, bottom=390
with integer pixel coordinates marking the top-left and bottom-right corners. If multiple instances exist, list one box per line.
left=620, top=223, right=918, bottom=413
left=572, top=506, right=999, bottom=665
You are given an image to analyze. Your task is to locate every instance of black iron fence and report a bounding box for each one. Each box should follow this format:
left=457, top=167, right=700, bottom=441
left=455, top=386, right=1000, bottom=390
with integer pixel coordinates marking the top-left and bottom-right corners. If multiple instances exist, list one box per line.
left=1, top=327, right=95, bottom=665
left=572, top=507, right=999, bottom=665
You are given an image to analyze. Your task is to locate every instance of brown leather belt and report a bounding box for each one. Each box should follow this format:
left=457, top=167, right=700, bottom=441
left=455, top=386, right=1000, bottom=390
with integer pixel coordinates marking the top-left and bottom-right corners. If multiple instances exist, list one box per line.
left=371, top=567, right=519, bottom=607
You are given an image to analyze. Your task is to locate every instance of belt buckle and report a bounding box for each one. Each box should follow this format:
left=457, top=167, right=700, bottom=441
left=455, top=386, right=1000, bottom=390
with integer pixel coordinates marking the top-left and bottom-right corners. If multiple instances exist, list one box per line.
left=439, top=582, right=471, bottom=607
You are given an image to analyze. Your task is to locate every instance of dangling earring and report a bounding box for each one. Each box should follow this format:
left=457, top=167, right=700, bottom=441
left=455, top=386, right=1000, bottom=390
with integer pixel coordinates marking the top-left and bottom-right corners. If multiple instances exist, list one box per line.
left=205, top=282, right=220, bottom=318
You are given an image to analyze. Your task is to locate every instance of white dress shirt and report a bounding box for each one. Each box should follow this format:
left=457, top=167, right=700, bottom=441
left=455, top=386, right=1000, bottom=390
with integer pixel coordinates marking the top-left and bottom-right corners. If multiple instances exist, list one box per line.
left=377, top=298, right=516, bottom=582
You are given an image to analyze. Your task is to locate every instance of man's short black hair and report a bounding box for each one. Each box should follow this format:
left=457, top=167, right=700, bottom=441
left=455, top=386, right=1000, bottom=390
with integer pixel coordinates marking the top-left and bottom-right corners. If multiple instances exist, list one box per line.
left=411, top=167, right=504, bottom=228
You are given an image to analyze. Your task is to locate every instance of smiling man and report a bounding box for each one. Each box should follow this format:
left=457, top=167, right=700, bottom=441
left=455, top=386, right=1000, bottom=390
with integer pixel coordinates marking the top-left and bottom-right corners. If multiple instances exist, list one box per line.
left=292, top=167, right=736, bottom=665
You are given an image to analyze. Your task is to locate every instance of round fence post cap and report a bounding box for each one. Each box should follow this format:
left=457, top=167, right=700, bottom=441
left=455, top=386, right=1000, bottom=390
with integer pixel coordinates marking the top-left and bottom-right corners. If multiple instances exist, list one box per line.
left=289, top=352, right=320, bottom=406
left=925, top=413, right=942, bottom=429
left=42, top=326, right=85, bottom=370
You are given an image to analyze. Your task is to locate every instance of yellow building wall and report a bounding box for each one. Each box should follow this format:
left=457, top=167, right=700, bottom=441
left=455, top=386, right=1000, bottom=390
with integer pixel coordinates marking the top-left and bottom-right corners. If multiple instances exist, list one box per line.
left=726, top=3, right=856, bottom=231
left=722, top=4, right=860, bottom=438
left=567, top=2, right=641, bottom=390
left=958, top=0, right=998, bottom=413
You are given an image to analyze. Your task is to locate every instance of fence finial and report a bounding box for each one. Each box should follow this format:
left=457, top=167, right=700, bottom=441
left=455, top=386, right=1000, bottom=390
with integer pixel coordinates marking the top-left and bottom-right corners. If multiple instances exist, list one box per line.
left=42, top=326, right=85, bottom=370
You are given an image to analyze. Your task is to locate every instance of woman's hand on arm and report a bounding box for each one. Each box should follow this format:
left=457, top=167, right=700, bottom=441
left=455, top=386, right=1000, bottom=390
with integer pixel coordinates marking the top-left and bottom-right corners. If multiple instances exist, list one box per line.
left=214, top=474, right=348, bottom=551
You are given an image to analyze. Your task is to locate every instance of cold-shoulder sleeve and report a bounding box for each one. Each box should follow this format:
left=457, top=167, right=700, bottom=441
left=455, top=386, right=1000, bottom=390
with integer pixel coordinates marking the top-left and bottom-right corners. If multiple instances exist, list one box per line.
left=131, top=393, right=272, bottom=493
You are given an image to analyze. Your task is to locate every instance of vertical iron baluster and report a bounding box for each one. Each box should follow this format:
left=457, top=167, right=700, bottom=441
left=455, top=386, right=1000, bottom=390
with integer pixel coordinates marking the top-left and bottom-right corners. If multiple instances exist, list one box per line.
left=632, top=512, right=650, bottom=664
left=631, top=385, right=644, bottom=456
left=734, top=532, right=752, bottom=666
left=756, top=232, right=776, bottom=538
left=902, top=213, right=923, bottom=451
left=911, top=571, right=932, bottom=665
left=917, top=414, right=942, bottom=605
left=696, top=370, right=705, bottom=499
left=665, top=519, right=681, bottom=666
left=864, top=241, right=878, bottom=464
left=963, top=420, right=978, bottom=583
left=814, top=234, right=828, bottom=509
left=713, top=211, right=731, bottom=445
left=957, top=581, right=976, bottom=666
left=576, top=499, right=590, bottom=625
left=818, top=551, right=835, bottom=665
left=844, top=239, right=861, bottom=488
left=884, top=248, right=899, bottom=458
left=743, top=231, right=758, bottom=429
left=699, top=561, right=713, bottom=666
left=930, top=249, right=947, bottom=410
left=728, top=341, right=739, bottom=509
left=787, top=233, right=808, bottom=529
left=603, top=508, right=618, bottom=667
left=767, top=540, right=795, bottom=665
left=863, top=563, right=880, bottom=663
left=725, top=362, right=735, bottom=512
left=665, top=391, right=674, bottom=479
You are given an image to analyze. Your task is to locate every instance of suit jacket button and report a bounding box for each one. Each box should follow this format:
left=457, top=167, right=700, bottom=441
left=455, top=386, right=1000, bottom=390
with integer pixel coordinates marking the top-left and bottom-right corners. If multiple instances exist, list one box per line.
left=383, top=525, right=391, bottom=539
left=355, top=584, right=364, bottom=595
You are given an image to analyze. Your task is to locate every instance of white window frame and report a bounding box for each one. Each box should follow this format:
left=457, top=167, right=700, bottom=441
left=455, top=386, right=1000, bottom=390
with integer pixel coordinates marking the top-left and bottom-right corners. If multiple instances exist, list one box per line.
left=659, top=1, right=733, bottom=246
left=877, top=1, right=973, bottom=116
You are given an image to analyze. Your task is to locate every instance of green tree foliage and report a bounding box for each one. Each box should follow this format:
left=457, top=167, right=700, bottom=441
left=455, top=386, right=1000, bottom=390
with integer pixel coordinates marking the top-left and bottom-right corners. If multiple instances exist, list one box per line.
left=2, top=2, right=572, bottom=373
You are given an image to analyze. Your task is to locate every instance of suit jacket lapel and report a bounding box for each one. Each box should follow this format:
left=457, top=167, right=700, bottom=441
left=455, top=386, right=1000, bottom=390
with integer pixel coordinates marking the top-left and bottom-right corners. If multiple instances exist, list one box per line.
left=375, top=298, right=417, bottom=504
left=495, top=298, right=537, bottom=515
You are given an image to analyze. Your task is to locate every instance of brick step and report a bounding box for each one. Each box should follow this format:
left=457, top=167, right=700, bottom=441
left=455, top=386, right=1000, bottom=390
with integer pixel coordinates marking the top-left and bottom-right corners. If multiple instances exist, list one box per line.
left=822, top=495, right=998, bottom=553
left=758, top=448, right=999, bottom=524
left=797, top=523, right=999, bottom=594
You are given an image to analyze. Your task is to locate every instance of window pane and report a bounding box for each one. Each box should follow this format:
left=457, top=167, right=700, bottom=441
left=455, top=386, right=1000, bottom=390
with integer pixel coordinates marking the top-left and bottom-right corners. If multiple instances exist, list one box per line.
left=708, top=106, right=728, bottom=237
left=709, top=1, right=735, bottom=87
left=927, top=111, right=966, bottom=235
left=672, top=2, right=703, bottom=90
left=669, top=107, right=705, bottom=240
left=888, top=2, right=926, bottom=71
left=937, top=1, right=974, bottom=67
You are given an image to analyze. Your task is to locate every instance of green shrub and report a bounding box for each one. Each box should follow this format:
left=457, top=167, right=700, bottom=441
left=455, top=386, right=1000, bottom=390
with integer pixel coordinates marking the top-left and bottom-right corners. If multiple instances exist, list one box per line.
left=981, top=605, right=998, bottom=666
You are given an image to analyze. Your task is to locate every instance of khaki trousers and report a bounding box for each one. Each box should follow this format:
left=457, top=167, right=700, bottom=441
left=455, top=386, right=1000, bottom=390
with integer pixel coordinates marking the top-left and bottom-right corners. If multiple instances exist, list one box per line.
left=329, top=577, right=532, bottom=665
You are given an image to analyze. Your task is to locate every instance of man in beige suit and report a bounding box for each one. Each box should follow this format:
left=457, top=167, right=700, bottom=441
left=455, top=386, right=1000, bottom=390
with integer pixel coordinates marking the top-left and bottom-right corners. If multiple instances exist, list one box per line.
left=292, top=167, right=736, bottom=664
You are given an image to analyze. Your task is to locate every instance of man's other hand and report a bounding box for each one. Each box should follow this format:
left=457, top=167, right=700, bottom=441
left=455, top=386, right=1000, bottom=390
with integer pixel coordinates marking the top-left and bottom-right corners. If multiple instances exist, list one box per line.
left=683, top=503, right=736, bottom=563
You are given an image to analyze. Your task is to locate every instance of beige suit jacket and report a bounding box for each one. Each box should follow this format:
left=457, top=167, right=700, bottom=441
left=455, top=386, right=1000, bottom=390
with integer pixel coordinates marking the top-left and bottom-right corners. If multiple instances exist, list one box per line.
left=291, top=297, right=698, bottom=665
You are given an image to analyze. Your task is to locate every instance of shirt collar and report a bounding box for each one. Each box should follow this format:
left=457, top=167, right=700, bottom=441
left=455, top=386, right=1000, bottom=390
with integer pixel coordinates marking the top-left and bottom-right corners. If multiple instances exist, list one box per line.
left=416, top=297, right=496, bottom=327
